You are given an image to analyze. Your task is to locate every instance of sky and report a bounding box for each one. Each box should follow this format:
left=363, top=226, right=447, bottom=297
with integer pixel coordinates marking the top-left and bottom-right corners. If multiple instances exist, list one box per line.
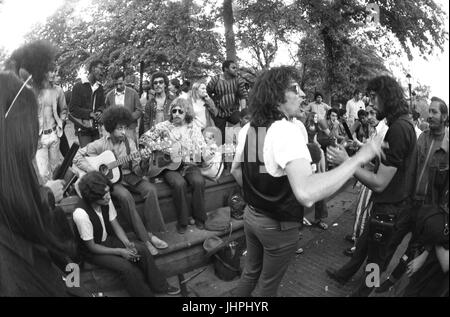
left=0, top=0, right=448, bottom=102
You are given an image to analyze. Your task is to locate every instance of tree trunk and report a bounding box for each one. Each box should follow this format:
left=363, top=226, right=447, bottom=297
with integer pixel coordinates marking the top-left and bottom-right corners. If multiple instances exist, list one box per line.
left=223, top=0, right=237, bottom=61
left=321, top=27, right=334, bottom=107
left=139, top=61, right=144, bottom=96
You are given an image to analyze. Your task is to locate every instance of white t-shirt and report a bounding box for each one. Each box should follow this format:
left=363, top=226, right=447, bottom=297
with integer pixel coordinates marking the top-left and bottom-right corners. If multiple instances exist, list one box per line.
left=115, top=90, right=125, bottom=107
left=375, top=119, right=389, bottom=139
left=192, top=99, right=207, bottom=129
left=414, top=125, right=422, bottom=140
left=346, top=99, right=365, bottom=121
left=73, top=200, right=117, bottom=242
left=235, top=119, right=312, bottom=177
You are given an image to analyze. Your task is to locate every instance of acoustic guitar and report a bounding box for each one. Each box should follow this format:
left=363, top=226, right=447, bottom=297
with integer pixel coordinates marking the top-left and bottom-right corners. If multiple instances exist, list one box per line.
left=74, top=140, right=172, bottom=184
left=147, top=143, right=235, bottom=179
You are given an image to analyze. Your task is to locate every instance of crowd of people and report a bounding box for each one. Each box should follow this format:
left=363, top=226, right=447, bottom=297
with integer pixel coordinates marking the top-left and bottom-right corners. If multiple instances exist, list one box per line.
left=0, top=39, right=447, bottom=297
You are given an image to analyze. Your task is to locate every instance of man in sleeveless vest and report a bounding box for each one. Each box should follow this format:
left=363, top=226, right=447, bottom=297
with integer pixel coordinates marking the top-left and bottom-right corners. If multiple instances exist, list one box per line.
left=72, top=171, right=179, bottom=296
left=230, top=66, right=384, bottom=296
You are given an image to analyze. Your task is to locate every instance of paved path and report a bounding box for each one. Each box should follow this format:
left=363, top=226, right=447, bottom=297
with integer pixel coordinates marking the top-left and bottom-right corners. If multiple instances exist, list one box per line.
left=211, top=182, right=410, bottom=297
left=278, top=183, right=410, bottom=297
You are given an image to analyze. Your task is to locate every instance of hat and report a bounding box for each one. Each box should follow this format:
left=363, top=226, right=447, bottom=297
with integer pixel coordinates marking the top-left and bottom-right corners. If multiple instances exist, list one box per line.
left=203, top=236, right=226, bottom=257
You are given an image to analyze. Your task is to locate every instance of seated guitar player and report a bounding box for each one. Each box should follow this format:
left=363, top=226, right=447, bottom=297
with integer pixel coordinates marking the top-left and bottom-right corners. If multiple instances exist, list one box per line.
left=73, top=106, right=168, bottom=255
left=140, top=98, right=214, bottom=234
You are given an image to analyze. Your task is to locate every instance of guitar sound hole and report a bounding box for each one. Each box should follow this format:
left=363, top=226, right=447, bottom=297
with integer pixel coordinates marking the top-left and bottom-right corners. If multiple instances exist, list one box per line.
left=99, top=165, right=109, bottom=176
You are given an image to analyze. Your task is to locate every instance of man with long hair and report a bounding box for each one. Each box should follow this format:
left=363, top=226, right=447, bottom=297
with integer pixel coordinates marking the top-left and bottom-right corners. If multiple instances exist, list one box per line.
left=376, top=97, right=449, bottom=295
left=7, top=40, right=66, bottom=201
left=33, top=58, right=67, bottom=183
left=230, top=66, right=383, bottom=296
left=73, top=106, right=169, bottom=256
left=140, top=98, right=212, bottom=234
left=327, top=75, right=418, bottom=296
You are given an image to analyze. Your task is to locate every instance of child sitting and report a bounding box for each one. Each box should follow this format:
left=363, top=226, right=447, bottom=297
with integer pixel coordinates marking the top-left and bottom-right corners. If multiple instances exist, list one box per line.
left=200, top=127, right=224, bottom=181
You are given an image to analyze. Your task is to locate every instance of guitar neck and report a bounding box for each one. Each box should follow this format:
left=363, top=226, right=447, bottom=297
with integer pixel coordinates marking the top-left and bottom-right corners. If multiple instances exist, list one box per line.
left=107, top=151, right=142, bottom=169
left=178, top=143, right=236, bottom=161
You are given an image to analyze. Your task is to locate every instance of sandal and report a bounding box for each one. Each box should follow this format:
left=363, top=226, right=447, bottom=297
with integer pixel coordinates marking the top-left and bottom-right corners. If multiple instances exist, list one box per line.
left=314, top=221, right=328, bottom=230
left=151, top=235, right=169, bottom=249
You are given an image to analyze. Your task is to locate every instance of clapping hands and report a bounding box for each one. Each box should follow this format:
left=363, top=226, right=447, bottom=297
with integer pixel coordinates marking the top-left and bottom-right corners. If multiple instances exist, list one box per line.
left=327, top=134, right=388, bottom=166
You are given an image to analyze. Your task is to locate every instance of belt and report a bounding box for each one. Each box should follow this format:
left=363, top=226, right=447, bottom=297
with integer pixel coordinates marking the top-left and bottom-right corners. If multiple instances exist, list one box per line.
left=42, top=126, right=57, bottom=135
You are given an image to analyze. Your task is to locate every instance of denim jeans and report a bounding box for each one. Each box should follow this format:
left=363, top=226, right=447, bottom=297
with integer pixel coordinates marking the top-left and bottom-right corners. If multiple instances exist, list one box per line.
left=163, top=166, right=206, bottom=226
left=36, top=131, right=62, bottom=183
left=234, top=206, right=299, bottom=297
left=112, top=180, right=166, bottom=247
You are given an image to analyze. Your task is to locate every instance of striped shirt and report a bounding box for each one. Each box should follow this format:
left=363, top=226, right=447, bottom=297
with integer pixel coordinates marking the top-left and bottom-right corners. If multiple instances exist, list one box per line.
left=206, top=75, right=248, bottom=118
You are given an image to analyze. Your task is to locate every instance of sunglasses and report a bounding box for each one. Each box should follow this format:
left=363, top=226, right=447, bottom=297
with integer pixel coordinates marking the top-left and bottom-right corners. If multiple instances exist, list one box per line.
left=153, top=80, right=165, bottom=86
left=172, top=108, right=184, bottom=115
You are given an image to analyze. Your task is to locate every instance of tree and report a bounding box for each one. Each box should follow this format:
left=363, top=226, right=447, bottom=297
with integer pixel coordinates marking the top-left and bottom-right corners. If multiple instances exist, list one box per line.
left=26, top=0, right=97, bottom=87
left=28, top=0, right=223, bottom=86
left=414, top=83, right=431, bottom=100
left=300, top=0, right=446, bottom=103
left=223, top=0, right=237, bottom=61
left=297, top=32, right=391, bottom=104
left=236, top=0, right=303, bottom=69
left=412, top=83, right=431, bottom=119
left=237, top=0, right=447, bottom=104
left=0, top=46, right=8, bottom=69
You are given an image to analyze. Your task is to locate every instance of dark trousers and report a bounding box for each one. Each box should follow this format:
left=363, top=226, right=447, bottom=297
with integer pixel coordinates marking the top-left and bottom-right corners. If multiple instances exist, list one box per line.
left=86, top=235, right=168, bottom=297
left=59, top=122, right=70, bottom=157
left=336, top=220, right=370, bottom=281
left=163, top=166, right=206, bottom=227
left=382, top=202, right=418, bottom=270
left=77, top=131, right=100, bottom=148
left=386, top=203, right=421, bottom=280
left=339, top=201, right=412, bottom=296
left=314, top=200, right=328, bottom=221
left=112, top=180, right=166, bottom=245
